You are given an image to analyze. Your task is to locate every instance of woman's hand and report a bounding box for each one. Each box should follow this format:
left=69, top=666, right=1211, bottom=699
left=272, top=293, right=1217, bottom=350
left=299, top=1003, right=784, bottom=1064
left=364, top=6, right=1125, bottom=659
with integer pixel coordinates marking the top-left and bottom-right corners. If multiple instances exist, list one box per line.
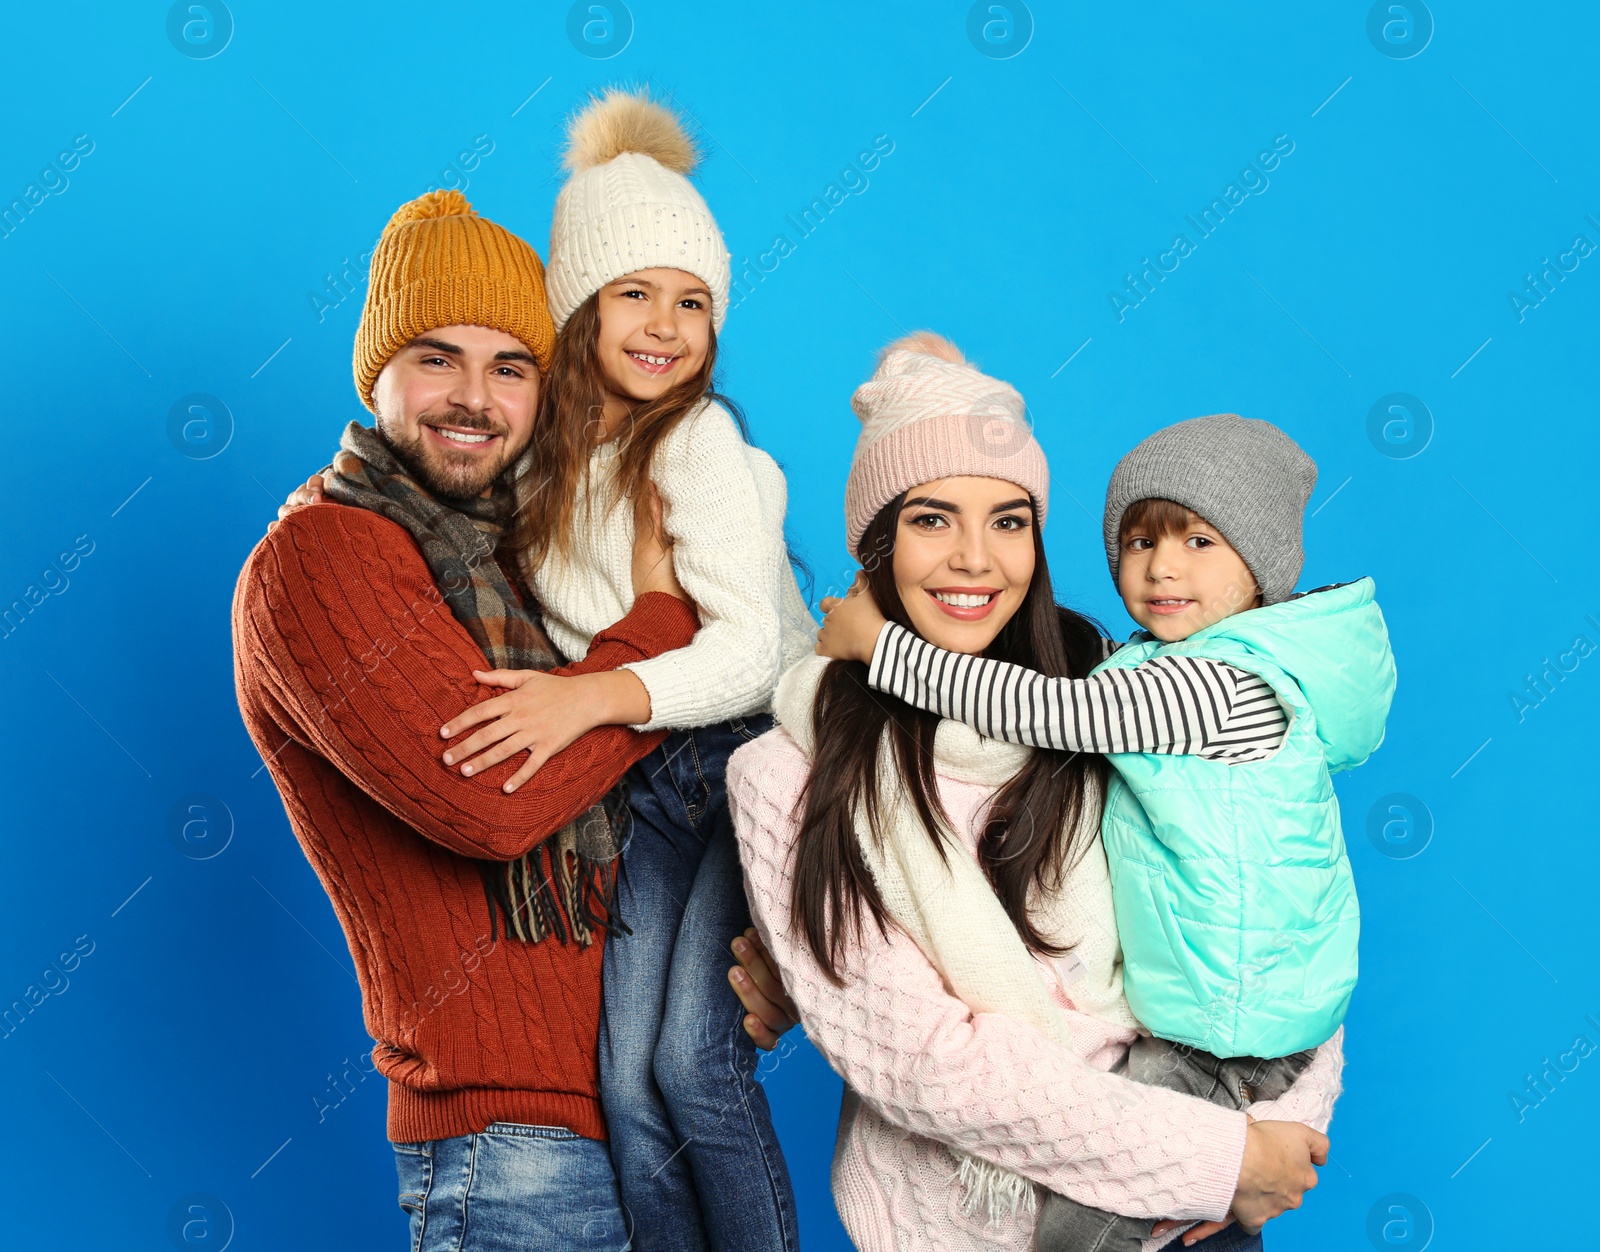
left=1229, top=1117, right=1327, bottom=1233
left=278, top=473, right=326, bottom=520
left=727, top=928, right=798, bottom=1051
left=1151, top=1215, right=1237, bottom=1247
left=441, top=668, right=636, bottom=791
left=1150, top=1118, right=1327, bottom=1245
left=816, top=571, right=888, bottom=663
left=632, top=482, right=687, bottom=602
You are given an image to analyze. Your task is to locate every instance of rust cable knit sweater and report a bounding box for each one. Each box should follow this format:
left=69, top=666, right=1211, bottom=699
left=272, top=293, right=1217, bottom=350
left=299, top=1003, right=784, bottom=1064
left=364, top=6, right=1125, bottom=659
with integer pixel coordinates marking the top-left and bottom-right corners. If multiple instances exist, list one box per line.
left=232, top=503, right=697, bottom=1143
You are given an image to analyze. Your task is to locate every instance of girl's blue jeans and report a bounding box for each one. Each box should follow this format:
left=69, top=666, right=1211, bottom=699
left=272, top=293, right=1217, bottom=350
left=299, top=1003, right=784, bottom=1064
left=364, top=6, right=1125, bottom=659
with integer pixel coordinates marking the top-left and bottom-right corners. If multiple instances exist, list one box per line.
left=598, top=716, right=799, bottom=1252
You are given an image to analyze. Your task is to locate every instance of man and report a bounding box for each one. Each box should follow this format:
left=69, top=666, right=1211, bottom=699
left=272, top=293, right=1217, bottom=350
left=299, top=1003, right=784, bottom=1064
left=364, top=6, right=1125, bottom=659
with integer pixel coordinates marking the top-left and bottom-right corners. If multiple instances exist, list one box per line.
left=233, top=189, right=702, bottom=1249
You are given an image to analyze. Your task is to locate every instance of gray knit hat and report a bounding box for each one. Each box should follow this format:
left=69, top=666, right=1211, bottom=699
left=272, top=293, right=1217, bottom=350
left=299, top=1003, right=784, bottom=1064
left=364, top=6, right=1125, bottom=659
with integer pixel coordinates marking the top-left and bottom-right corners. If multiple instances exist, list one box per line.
left=1102, top=414, right=1317, bottom=606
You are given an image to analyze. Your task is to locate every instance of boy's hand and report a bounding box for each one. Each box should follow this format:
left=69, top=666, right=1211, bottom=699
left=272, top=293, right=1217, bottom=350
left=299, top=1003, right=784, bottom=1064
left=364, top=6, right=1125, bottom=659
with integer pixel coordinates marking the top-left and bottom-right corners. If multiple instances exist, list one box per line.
left=816, top=572, right=888, bottom=664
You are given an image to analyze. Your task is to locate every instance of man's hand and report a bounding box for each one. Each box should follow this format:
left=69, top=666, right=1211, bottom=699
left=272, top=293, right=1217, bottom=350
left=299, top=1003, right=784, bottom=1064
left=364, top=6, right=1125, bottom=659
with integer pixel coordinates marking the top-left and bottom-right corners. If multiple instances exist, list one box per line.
left=278, top=473, right=326, bottom=520
left=1230, top=1118, right=1327, bottom=1233
left=816, top=571, right=888, bottom=664
left=632, top=483, right=686, bottom=602
left=728, top=928, right=798, bottom=1050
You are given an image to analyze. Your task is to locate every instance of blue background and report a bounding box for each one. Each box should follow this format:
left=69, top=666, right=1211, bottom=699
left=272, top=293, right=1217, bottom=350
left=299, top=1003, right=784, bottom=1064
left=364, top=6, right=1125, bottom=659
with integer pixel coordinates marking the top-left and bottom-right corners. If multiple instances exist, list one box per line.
left=3, top=1, right=1596, bottom=1248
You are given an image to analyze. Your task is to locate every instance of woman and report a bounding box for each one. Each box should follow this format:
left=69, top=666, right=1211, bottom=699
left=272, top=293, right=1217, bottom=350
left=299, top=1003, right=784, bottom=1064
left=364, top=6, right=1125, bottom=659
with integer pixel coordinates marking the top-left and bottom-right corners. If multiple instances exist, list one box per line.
left=725, top=333, right=1340, bottom=1250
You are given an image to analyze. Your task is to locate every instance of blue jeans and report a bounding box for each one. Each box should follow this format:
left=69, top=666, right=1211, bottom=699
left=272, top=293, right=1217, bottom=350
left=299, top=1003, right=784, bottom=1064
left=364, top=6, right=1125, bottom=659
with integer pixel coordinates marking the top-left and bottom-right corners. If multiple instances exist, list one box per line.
left=599, top=716, right=798, bottom=1252
left=393, top=1122, right=631, bottom=1251
left=1191, top=1224, right=1264, bottom=1250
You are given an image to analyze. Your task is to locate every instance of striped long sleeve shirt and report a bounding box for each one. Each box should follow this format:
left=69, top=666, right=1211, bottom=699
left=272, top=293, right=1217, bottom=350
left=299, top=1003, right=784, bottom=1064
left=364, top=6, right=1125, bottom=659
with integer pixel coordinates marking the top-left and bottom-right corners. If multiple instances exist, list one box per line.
left=867, top=622, right=1290, bottom=762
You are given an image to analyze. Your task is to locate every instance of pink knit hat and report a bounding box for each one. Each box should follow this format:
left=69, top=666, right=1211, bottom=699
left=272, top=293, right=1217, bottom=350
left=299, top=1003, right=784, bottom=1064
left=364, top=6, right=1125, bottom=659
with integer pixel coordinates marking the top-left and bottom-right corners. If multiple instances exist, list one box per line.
left=844, top=332, right=1049, bottom=552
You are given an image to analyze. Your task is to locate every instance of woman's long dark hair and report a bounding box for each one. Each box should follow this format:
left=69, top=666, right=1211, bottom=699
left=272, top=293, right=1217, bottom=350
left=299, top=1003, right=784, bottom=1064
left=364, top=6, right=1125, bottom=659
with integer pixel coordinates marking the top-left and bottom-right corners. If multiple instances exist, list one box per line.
left=793, top=492, right=1109, bottom=983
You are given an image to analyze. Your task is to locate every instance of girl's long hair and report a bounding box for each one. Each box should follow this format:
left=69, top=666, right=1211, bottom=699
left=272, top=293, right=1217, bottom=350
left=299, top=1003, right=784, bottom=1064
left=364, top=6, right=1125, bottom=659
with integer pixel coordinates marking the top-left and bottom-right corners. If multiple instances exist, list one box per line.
left=793, top=493, right=1109, bottom=983
left=511, top=291, right=747, bottom=569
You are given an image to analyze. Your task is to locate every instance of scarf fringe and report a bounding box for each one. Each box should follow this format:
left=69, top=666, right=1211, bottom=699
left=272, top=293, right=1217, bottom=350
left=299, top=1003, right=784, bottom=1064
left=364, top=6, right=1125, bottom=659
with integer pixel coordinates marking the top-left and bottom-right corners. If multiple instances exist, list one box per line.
left=478, top=834, right=622, bottom=949
left=578, top=854, right=631, bottom=939
left=326, top=423, right=629, bottom=950
left=954, top=1152, right=1037, bottom=1229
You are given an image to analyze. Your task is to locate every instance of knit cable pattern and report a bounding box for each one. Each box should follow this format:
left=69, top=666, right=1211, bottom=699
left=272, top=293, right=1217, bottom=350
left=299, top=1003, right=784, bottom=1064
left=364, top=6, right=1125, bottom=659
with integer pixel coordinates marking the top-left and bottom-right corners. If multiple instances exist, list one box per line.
left=232, top=503, right=696, bottom=1141
left=727, top=727, right=1344, bottom=1251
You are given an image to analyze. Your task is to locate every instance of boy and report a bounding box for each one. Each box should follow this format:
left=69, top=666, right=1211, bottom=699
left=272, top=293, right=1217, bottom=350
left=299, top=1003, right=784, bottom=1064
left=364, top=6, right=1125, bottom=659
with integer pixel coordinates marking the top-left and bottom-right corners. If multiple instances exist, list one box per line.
left=816, top=413, right=1396, bottom=1250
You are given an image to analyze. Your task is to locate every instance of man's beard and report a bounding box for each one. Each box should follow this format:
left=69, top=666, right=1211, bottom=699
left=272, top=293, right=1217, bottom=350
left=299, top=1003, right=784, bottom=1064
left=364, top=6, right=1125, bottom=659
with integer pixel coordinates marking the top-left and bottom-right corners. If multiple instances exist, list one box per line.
left=376, top=406, right=516, bottom=500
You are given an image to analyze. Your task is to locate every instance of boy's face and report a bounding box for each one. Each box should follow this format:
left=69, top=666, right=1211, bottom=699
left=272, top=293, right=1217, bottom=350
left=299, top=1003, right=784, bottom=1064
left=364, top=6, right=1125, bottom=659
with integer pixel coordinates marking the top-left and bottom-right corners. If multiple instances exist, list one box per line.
left=1117, top=509, right=1261, bottom=642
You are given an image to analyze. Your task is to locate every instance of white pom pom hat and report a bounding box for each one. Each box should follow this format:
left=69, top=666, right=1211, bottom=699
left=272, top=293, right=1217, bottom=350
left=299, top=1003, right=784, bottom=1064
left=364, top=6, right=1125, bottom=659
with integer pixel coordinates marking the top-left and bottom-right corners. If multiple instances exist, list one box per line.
left=546, top=88, right=731, bottom=331
left=845, top=332, right=1050, bottom=552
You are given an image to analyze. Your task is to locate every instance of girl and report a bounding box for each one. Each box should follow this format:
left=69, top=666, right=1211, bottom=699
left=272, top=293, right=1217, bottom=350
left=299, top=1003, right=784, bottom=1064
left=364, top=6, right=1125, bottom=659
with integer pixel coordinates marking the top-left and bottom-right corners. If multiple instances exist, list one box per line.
left=725, top=334, right=1342, bottom=1251
left=437, top=90, right=811, bottom=1252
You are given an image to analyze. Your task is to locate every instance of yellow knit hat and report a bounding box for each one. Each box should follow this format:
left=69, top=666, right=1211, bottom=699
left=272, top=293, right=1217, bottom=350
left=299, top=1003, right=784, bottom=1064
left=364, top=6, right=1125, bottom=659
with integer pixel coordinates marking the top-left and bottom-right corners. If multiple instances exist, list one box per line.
left=353, top=190, right=556, bottom=410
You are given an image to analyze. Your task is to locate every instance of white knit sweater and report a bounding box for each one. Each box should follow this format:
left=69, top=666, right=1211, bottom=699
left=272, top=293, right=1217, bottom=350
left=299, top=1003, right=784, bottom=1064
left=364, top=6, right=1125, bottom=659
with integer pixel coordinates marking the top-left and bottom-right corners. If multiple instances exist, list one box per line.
left=523, top=399, right=816, bottom=731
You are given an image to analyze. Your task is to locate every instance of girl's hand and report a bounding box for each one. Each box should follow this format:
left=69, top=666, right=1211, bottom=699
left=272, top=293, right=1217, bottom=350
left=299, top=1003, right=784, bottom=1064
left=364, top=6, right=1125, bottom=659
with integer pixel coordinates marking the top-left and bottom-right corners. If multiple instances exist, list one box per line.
left=632, top=482, right=687, bottom=602
left=816, top=571, right=888, bottom=663
left=441, top=669, right=611, bottom=792
left=1229, top=1117, right=1327, bottom=1233
left=728, top=928, right=798, bottom=1050
left=278, top=473, right=326, bottom=520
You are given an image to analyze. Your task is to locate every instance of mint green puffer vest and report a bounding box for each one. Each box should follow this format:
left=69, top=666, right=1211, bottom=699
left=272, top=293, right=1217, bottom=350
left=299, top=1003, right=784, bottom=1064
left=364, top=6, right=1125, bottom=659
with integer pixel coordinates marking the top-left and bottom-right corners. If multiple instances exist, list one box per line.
left=1092, top=578, right=1395, bottom=1058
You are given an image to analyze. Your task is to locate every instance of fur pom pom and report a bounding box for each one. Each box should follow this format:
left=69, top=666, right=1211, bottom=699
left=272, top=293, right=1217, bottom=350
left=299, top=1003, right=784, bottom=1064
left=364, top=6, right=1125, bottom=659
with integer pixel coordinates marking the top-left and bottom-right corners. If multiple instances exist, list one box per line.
left=880, top=331, right=967, bottom=368
left=564, top=88, right=699, bottom=175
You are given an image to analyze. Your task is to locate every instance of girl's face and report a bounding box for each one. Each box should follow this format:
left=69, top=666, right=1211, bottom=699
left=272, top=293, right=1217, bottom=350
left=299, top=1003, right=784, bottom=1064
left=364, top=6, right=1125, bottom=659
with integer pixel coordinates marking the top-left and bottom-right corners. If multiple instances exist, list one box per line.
left=594, top=268, right=712, bottom=420
left=1117, top=509, right=1260, bottom=641
left=891, top=476, right=1036, bottom=655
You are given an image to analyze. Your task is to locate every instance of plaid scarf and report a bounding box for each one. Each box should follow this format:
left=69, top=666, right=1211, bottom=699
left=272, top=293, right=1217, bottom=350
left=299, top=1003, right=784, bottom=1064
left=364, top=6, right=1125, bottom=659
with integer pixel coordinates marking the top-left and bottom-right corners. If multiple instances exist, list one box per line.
left=323, top=420, right=623, bottom=947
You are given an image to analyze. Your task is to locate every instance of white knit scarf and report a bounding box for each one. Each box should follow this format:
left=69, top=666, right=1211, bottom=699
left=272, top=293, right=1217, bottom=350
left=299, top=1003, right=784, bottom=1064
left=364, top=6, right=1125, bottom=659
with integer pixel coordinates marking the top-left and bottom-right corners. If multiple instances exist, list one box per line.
left=775, top=656, right=1135, bottom=1225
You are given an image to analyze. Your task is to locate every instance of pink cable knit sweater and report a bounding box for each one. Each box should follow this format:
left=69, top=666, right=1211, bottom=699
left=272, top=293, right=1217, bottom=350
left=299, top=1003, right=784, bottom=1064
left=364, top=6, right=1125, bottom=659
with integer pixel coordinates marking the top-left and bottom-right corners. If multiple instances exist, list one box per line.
left=727, top=725, right=1344, bottom=1252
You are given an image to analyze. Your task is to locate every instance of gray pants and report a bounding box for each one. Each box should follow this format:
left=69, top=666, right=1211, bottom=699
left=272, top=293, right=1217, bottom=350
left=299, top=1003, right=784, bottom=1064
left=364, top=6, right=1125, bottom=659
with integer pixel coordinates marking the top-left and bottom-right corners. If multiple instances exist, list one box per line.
left=1033, top=1036, right=1313, bottom=1251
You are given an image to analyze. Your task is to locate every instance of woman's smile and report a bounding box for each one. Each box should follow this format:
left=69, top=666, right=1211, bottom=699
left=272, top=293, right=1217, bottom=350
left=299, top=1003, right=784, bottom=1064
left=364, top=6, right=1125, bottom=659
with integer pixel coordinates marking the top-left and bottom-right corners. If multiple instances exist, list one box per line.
left=893, top=475, right=1035, bottom=653
left=925, top=585, right=1002, bottom=621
